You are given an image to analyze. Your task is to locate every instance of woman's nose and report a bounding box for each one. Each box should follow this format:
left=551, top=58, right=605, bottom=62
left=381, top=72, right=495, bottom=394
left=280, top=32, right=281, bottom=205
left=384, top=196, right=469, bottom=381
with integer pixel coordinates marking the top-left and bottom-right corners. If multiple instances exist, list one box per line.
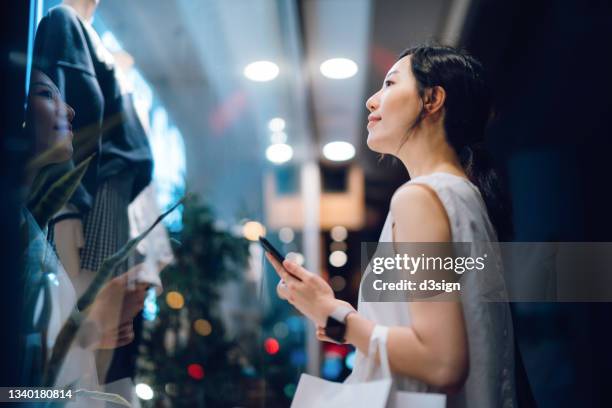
left=64, top=102, right=75, bottom=123
left=366, top=91, right=379, bottom=112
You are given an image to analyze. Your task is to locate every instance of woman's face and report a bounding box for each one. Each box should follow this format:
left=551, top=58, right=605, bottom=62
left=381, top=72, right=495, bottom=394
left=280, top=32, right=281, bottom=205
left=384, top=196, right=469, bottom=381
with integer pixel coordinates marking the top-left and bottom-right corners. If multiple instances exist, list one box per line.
left=365, top=56, right=423, bottom=154
left=27, top=70, right=75, bottom=165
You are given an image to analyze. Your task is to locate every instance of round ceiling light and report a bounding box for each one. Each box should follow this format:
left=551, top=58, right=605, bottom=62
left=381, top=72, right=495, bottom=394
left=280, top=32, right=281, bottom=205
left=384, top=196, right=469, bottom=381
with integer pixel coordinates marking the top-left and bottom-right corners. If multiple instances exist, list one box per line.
left=244, top=60, right=279, bottom=82
left=323, top=141, right=355, bottom=161
left=268, top=117, right=286, bottom=132
left=266, top=143, right=293, bottom=164
left=320, top=58, right=358, bottom=79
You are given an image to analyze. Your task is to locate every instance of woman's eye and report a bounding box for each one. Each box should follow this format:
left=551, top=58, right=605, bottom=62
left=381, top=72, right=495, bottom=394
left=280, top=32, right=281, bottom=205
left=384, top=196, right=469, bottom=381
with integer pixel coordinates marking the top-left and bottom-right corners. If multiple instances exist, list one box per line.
left=36, top=90, right=54, bottom=99
left=384, top=80, right=394, bottom=87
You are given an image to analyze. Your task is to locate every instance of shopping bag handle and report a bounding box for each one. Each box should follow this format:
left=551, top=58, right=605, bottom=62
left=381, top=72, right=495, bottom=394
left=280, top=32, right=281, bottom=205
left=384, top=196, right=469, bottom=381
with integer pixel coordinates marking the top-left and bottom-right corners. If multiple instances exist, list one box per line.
left=364, top=325, right=392, bottom=379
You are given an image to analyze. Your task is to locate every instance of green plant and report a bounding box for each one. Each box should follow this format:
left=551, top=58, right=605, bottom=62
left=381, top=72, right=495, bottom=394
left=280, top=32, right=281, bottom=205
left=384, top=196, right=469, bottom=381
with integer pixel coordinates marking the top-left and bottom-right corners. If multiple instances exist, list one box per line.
left=42, top=194, right=189, bottom=387
left=28, top=155, right=94, bottom=228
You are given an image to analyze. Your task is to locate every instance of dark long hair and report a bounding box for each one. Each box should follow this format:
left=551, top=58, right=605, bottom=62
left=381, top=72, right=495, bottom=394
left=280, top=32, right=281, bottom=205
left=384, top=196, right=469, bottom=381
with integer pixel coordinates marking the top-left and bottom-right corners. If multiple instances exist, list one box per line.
left=399, top=44, right=512, bottom=240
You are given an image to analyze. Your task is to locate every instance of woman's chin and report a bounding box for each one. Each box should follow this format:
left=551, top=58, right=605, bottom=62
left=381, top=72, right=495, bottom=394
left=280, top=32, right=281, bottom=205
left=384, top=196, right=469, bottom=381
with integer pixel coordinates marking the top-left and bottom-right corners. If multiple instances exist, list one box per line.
left=366, top=133, right=389, bottom=154
left=51, top=147, right=74, bottom=164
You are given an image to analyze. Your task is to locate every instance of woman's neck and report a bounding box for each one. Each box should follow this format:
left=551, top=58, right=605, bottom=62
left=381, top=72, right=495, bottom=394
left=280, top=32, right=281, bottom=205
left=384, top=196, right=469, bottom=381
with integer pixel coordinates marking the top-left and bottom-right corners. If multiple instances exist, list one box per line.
left=396, top=124, right=465, bottom=179
left=63, top=0, right=97, bottom=22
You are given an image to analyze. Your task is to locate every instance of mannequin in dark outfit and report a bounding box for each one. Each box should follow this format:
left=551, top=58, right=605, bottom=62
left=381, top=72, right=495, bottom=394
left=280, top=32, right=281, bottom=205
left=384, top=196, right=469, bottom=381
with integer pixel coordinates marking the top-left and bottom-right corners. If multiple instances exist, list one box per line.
left=33, top=0, right=153, bottom=390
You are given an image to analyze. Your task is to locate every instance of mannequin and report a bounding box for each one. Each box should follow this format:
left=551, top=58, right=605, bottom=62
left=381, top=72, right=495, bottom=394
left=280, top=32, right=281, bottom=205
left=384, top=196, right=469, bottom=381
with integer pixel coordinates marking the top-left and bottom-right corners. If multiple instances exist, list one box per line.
left=33, top=0, right=153, bottom=397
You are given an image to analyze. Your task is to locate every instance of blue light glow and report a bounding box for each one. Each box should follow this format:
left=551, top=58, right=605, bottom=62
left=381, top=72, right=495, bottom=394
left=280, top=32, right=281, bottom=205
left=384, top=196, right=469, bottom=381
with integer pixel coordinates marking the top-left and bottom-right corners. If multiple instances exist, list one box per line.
left=322, top=357, right=343, bottom=379
left=290, top=349, right=307, bottom=366
left=345, top=350, right=356, bottom=370
left=142, top=287, right=159, bottom=321
left=46, top=273, right=59, bottom=286
left=96, top=23, right=187, bottom=232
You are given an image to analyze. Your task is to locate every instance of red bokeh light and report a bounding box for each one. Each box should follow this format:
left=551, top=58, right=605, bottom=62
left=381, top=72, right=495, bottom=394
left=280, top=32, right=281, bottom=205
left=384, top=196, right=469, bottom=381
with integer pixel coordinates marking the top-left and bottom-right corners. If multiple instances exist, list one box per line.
left=187, top=363, right=205, bottom=380
left=264, top=338, right=280, bottom=355
left=324, top=343, right=349, bottom=358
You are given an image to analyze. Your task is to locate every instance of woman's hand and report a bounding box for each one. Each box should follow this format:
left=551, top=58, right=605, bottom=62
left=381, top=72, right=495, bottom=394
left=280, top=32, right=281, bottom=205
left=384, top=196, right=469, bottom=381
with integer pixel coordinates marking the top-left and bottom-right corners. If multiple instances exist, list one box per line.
left=85, top=273, right=147, bottom=349
left=265, top=252, right=341, bottom=327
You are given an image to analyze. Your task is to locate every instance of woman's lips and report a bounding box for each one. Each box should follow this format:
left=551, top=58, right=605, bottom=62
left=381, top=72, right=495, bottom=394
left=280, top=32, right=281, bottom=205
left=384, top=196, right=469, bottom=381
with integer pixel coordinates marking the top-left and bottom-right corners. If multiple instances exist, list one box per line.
left=367, top=115, right=381, bottom=129
left=54, top=123, right=74, bottom=139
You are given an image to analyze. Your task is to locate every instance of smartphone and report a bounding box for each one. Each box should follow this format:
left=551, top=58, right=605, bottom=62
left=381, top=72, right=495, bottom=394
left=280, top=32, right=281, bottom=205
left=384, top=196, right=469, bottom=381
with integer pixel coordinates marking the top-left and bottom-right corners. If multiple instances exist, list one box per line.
left=259, top=236, right=286, bottom=264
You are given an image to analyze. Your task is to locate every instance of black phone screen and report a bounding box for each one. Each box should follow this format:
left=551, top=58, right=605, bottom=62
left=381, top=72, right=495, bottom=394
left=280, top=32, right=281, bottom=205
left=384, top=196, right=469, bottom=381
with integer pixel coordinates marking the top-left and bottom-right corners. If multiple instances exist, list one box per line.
left=259, top=236, right=285, bottom=263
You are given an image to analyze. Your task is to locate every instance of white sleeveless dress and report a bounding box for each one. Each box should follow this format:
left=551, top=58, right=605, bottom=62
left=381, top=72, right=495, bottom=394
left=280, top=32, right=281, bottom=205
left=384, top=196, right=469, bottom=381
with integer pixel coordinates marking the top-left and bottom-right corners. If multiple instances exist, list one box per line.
left=346, top=172, right=516, bottom=408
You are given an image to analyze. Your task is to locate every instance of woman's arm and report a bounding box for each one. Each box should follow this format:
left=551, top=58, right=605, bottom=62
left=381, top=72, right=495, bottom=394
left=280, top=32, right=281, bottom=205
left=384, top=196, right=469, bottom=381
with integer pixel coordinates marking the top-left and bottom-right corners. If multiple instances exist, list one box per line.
left=267, top=184, right=468, bottom=390
left=343, top=301, right=467, bottom=390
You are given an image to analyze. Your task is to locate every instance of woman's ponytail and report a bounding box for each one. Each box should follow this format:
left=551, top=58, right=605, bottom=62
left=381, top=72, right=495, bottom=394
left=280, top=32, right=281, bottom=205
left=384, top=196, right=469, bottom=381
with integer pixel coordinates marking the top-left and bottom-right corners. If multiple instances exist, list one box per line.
left=400, top=45, right=513, bottom=240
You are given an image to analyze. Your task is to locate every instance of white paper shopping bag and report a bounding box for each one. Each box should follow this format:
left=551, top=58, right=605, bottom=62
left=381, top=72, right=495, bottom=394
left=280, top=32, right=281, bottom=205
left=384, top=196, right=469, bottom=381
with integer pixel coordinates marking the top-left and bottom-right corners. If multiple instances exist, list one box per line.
left=291, top=325, right=446, bottom=408
left=291, top=325, right=392, bottom=408
left=291, top=374, right=391, bottom=408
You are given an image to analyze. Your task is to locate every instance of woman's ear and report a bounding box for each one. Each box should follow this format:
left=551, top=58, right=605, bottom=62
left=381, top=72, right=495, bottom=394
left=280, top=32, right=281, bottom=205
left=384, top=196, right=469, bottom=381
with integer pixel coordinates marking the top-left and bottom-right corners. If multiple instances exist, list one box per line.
left=423, top=86, right=446, bottom=116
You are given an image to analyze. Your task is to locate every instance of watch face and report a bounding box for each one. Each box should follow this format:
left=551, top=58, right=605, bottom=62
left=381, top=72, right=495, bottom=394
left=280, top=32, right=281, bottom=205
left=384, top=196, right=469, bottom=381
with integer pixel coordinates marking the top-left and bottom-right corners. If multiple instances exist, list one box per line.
left=325, top=316, right=346, bottom=342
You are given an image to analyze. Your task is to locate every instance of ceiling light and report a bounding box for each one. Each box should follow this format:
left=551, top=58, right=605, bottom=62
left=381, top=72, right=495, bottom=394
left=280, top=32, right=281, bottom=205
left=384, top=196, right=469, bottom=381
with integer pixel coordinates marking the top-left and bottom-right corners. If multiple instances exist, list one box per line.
left=320, top=58, right=358, bottom=79
left=270, top=132, right=287, bottom=144
left=286, top=251, right=305, bottom=266
left=330, top=226, right=348, bottom=242
left=329, top=250, right=348, bottom=267
left=268, top=117, right=286, bottom=132
left=243, top=221, right=266, bottom=241
left=244, top=60, right=279, bottom=82
left=279, top=227, right=295, bottom=243
left=323, top=141, right=355, bottom=161
left=266, top=143, right=293, bottom=164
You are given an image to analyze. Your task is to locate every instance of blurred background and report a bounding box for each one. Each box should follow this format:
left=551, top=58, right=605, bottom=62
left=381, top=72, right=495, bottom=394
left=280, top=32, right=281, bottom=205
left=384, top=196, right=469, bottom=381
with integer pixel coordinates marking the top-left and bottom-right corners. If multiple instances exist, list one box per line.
left=3, top=0, right=612, bottom=407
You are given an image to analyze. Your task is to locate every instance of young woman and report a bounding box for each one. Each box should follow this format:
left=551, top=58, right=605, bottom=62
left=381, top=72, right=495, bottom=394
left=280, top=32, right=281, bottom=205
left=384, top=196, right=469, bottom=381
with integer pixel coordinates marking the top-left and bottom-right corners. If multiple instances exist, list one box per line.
left=265, top=45, right=516, bottom=407
left=22, top=70, right=146, bottom=394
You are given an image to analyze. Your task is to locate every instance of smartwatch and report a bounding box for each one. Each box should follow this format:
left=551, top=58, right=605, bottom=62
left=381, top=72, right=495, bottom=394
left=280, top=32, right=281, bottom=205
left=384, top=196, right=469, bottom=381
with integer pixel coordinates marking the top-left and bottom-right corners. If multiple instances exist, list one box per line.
left=324, top=305, right=355, bottom=343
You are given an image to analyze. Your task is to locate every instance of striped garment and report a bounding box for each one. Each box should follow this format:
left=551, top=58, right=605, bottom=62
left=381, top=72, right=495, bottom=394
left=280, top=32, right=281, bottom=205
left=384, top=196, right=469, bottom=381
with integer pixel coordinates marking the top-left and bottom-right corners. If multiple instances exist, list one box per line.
left=79, top=175, right=133, bottom=275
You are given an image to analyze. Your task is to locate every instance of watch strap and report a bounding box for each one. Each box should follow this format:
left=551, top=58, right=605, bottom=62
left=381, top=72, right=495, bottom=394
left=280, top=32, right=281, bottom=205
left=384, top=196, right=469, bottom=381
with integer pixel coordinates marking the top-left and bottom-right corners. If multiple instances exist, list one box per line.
left=329, top=305, right=355, bottom=323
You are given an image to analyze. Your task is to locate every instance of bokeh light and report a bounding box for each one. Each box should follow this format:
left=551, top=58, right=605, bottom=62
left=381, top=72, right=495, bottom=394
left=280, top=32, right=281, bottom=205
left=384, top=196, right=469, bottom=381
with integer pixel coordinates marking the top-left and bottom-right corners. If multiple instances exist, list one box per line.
left=322, top=357, right=343, bottom=379
left=135, top=383, right=154, bottom=400
left=268, top=117, right=286, bottom=132
left=187, top=363, right=205, bottom=380
left=270, top=131, right=288, bottom=144
left=193, top=319, right=212, bottom=336
left=290, top=349, right=307, bottom=366
left=164, top=383, right=178, bottom=396
left=266, top=143, right=293, bottom=164
left=244, top=60, right=279, bottom=81
left=322, top=141, right=356, bottom=161
left=273, top=322, right=289, bottom=339
left=143, top=287, right=159, bottom=321
left=329, top=250, right=348, bottom=267
left=330, top=225, right=348, bottom=242
left=286, top=316, right=304, bottom=333
left=264, top=338, right=280, bottom=355
left=345, top=350, right=356, bottom=370
left=166, top=291, right=185, bottom=309
left=286, top=251, right=305, bottom=266
left=320, top=58, right=358, bottom=79
left=330, top=275, right=347, bottom=291
left=243, top=221, right=266, bottom=241
left=283, top=383, right=297, bottom=398
left=278, top=227, right=295, bottom=243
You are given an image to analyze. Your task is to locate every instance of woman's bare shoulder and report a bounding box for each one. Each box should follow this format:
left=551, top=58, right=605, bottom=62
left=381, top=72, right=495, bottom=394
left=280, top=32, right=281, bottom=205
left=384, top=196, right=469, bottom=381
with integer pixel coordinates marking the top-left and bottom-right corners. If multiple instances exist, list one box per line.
left=390, top=183, right=451, bottom=242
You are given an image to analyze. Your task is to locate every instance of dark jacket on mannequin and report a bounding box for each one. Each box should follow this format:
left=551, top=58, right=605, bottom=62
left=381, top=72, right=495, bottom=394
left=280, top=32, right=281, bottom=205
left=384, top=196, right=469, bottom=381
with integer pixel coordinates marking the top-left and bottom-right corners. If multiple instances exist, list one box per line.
left=33, top=5, right=153, bottom=212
